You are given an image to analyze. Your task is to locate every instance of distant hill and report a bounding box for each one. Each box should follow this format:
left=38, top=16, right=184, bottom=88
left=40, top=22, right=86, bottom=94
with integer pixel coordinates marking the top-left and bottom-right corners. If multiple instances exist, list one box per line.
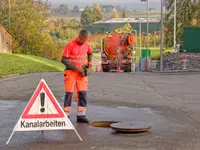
left=49, top=2, right=161, bottom=12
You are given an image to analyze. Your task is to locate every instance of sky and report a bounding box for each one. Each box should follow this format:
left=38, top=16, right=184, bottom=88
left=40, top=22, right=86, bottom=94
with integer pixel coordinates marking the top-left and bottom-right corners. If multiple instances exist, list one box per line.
left=48, top=0, right=161, bottom=11
left=48, top=0, right=160, bottom=4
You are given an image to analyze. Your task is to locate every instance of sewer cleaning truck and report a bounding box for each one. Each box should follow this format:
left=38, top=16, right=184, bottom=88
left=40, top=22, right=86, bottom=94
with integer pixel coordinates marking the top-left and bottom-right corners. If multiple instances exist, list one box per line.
left=101, top=32, right=135, bottom=72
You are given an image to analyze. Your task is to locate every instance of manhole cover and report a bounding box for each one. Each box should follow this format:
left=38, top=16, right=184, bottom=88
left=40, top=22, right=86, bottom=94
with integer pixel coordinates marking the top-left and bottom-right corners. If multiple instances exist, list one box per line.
left=89, top=121, right=119, bottom=128
left=110, top=121, right=151, bottom=133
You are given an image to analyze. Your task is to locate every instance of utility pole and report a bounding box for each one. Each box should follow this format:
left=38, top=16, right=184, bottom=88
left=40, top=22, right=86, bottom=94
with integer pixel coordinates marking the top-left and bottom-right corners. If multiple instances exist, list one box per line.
left=139, top=19, right=142, bottom=59
left=160, top=0, right=164, bottom=71
left=146, top=0, right=149, bottom=71
left=133, top=30, right=137, bottom=69
left=154, top=32, right=155, bottom=47
left=174, top=0, right=176, bottom=52
left=141, top=0, right=149, bottom=71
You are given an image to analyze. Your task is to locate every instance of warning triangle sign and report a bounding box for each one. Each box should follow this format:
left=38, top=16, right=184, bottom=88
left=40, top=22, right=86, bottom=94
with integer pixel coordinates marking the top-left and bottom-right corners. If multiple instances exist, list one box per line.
left=22, top=79, right=64, bottom=119
left=6, top=79, right=82, bottom=145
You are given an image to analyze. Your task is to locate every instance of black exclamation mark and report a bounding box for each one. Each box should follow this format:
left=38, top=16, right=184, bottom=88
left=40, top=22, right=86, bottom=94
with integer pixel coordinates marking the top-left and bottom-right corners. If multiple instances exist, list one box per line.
left=40, top=92, right=45, bottom=113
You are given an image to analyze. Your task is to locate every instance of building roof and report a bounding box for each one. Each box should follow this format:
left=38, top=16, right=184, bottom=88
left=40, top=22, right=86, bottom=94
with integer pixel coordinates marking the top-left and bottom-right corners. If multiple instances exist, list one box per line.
left=93, top=18, right=160, bottom=24
left=101, top=5, right=115, bottom=8
left=0, top=24, right=12, bottom=38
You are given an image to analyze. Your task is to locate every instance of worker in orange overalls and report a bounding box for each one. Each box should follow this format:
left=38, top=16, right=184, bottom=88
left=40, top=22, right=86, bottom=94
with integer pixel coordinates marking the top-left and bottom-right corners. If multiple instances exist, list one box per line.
left=61, top=30, right=92, bottom=123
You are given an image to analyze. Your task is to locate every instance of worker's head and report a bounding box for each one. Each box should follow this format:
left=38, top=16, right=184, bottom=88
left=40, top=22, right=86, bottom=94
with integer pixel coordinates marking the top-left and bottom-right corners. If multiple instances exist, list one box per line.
left=76, top=30, right=90, bottom=45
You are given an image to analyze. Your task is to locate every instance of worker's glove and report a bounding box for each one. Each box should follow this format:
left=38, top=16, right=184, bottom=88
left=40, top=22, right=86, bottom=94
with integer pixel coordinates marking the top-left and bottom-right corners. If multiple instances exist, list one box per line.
left=80, top=65, right=92, bottom=77
left=76, top=67, right=84, bottom=73
left=87, top=62, right=92, bottom=68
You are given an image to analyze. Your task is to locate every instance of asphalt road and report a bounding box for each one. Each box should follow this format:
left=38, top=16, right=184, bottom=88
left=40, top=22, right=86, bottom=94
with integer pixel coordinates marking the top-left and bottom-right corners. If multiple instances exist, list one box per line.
left=1, top=72, right=200, bottom=150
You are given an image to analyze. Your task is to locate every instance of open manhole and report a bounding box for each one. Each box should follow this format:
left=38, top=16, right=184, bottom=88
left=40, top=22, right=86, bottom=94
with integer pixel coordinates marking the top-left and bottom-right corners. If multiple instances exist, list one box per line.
left=110, top=121, right=151, bottom=133
left=89, top=121, right=120, bottom=128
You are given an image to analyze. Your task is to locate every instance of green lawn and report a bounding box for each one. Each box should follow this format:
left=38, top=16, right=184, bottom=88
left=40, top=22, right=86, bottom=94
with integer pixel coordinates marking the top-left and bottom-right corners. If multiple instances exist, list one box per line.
left=151, top=47, right=173, bottom=60
left=93, top=47, right=174, bottom=61
left=93, top=53, right=101, bottom=57
left=134, top=47, right=173, bottom=61
left=0, top=53, right=65, bottom=77
left=0, top=49, right=171, bottom=78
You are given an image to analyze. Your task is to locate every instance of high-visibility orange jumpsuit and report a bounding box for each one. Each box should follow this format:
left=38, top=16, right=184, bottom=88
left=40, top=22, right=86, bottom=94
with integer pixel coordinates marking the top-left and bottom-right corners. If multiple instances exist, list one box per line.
left=62, top=39, right=92, bottom=117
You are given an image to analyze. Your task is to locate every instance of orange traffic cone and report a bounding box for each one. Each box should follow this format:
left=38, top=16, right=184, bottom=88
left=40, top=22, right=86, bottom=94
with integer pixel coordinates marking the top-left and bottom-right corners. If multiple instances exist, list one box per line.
left=95, top=65, right=99, bottom=72
left=100, top=66, right=103, bottom=72
left=117, top=65, right=120, bottom=73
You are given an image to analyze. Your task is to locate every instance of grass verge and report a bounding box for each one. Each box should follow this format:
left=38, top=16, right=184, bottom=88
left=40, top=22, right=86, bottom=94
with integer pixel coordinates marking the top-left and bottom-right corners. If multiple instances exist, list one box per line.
left=0, top=53, right=65, bottom=78
left=93, top=47, right=174, bottom=61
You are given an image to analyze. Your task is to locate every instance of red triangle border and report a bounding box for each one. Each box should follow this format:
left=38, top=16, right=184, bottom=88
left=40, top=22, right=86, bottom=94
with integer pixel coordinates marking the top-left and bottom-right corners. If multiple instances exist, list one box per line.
left=22, top=81, right=64, bottom=119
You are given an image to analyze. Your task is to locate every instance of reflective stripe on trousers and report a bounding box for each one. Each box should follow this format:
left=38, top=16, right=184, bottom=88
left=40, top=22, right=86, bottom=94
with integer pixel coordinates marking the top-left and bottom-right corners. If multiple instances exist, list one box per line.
left=64, top=70, right=88, bottom=116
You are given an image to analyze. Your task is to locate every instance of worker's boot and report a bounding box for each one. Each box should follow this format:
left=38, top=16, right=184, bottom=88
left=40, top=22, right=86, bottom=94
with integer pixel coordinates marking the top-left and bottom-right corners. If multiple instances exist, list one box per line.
left=77, top=115, right=89, bottom=123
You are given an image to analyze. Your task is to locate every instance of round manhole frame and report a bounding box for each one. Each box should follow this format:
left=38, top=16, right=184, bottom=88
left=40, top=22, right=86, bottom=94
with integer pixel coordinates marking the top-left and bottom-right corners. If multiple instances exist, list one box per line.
left=110, top=121, right=152, bottom=133
left=89, top=121, right=120, bottom=128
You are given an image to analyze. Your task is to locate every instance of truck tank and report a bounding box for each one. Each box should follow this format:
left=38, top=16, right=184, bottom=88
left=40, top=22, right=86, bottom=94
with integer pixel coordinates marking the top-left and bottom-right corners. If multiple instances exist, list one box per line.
left=101, top=33, right=134, bottom=72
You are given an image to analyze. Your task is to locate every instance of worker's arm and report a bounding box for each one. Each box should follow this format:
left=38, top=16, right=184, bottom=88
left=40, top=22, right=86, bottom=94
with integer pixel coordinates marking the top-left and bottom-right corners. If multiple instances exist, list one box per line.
left=87, top=44, right=93, bottom=67
left=61, top=56, right=76, bottom=70
left=61, top=56, right=83, bottom=72
left=88, top=53, right=92, bottom=64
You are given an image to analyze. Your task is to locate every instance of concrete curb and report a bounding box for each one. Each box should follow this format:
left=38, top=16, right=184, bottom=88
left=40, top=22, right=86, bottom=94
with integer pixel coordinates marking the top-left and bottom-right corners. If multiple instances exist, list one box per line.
left=129, top=70, right=200, bottom=76
left=151, top=69, right=200, bottom=75
left=1, top=73, right=21, bottom=79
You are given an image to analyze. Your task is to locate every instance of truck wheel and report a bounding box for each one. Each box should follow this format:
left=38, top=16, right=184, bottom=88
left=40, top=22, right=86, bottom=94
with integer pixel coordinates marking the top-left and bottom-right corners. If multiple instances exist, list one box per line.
left=124, top=69, right=131, bottom=72
left=128, top=68, right=131, bottom=72
left=124, top=64, right=131, bottom=72
left=103, top=68, right=109, bottom=72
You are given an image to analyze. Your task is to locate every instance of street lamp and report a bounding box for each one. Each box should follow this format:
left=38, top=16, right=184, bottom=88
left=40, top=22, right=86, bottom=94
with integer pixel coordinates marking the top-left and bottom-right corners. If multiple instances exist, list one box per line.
left=132, top=30, right=137, bottom=72
left=141, top=0, right=149, bottom=71
left=160, top=0, right=164, bottom=71
left=146, top=0, right=149, bottom=67
left=139, top=19, right=142, bottom=59
left=174, top=0, right=176, bottom=51
left=153, top=32, right=156, bottom=47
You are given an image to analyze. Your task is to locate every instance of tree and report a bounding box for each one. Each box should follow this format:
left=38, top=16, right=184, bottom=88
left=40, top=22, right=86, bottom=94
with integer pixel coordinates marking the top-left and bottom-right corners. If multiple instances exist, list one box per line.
left=164, top=0, right=200, bottom=47
left=94, top=7, right=104, bottom=21
left=0, top=0, right=50, bottom=54
left=66, top=19, right=81, bottom=29
left=122, top=23, right=133, bottom=33
left=49, top=18, right=80, bottom=44
left=122, top=11, right=127, bottom=18
left=58, top=4, right=70, bottom=14
left=73, top=5, right=79, bottom=12
left=81, top=7, right=104, bottom=25
left=114, top=23, right=133, bottom=33
left=47, top=21, right=56, bottom=31
left=115, top=5, right=122, bottom=11
left=111, top=11, right=120, bottom=18
left=148, top=33, right=153, bottom=46
left=94, top=3, right=101, bottom=11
